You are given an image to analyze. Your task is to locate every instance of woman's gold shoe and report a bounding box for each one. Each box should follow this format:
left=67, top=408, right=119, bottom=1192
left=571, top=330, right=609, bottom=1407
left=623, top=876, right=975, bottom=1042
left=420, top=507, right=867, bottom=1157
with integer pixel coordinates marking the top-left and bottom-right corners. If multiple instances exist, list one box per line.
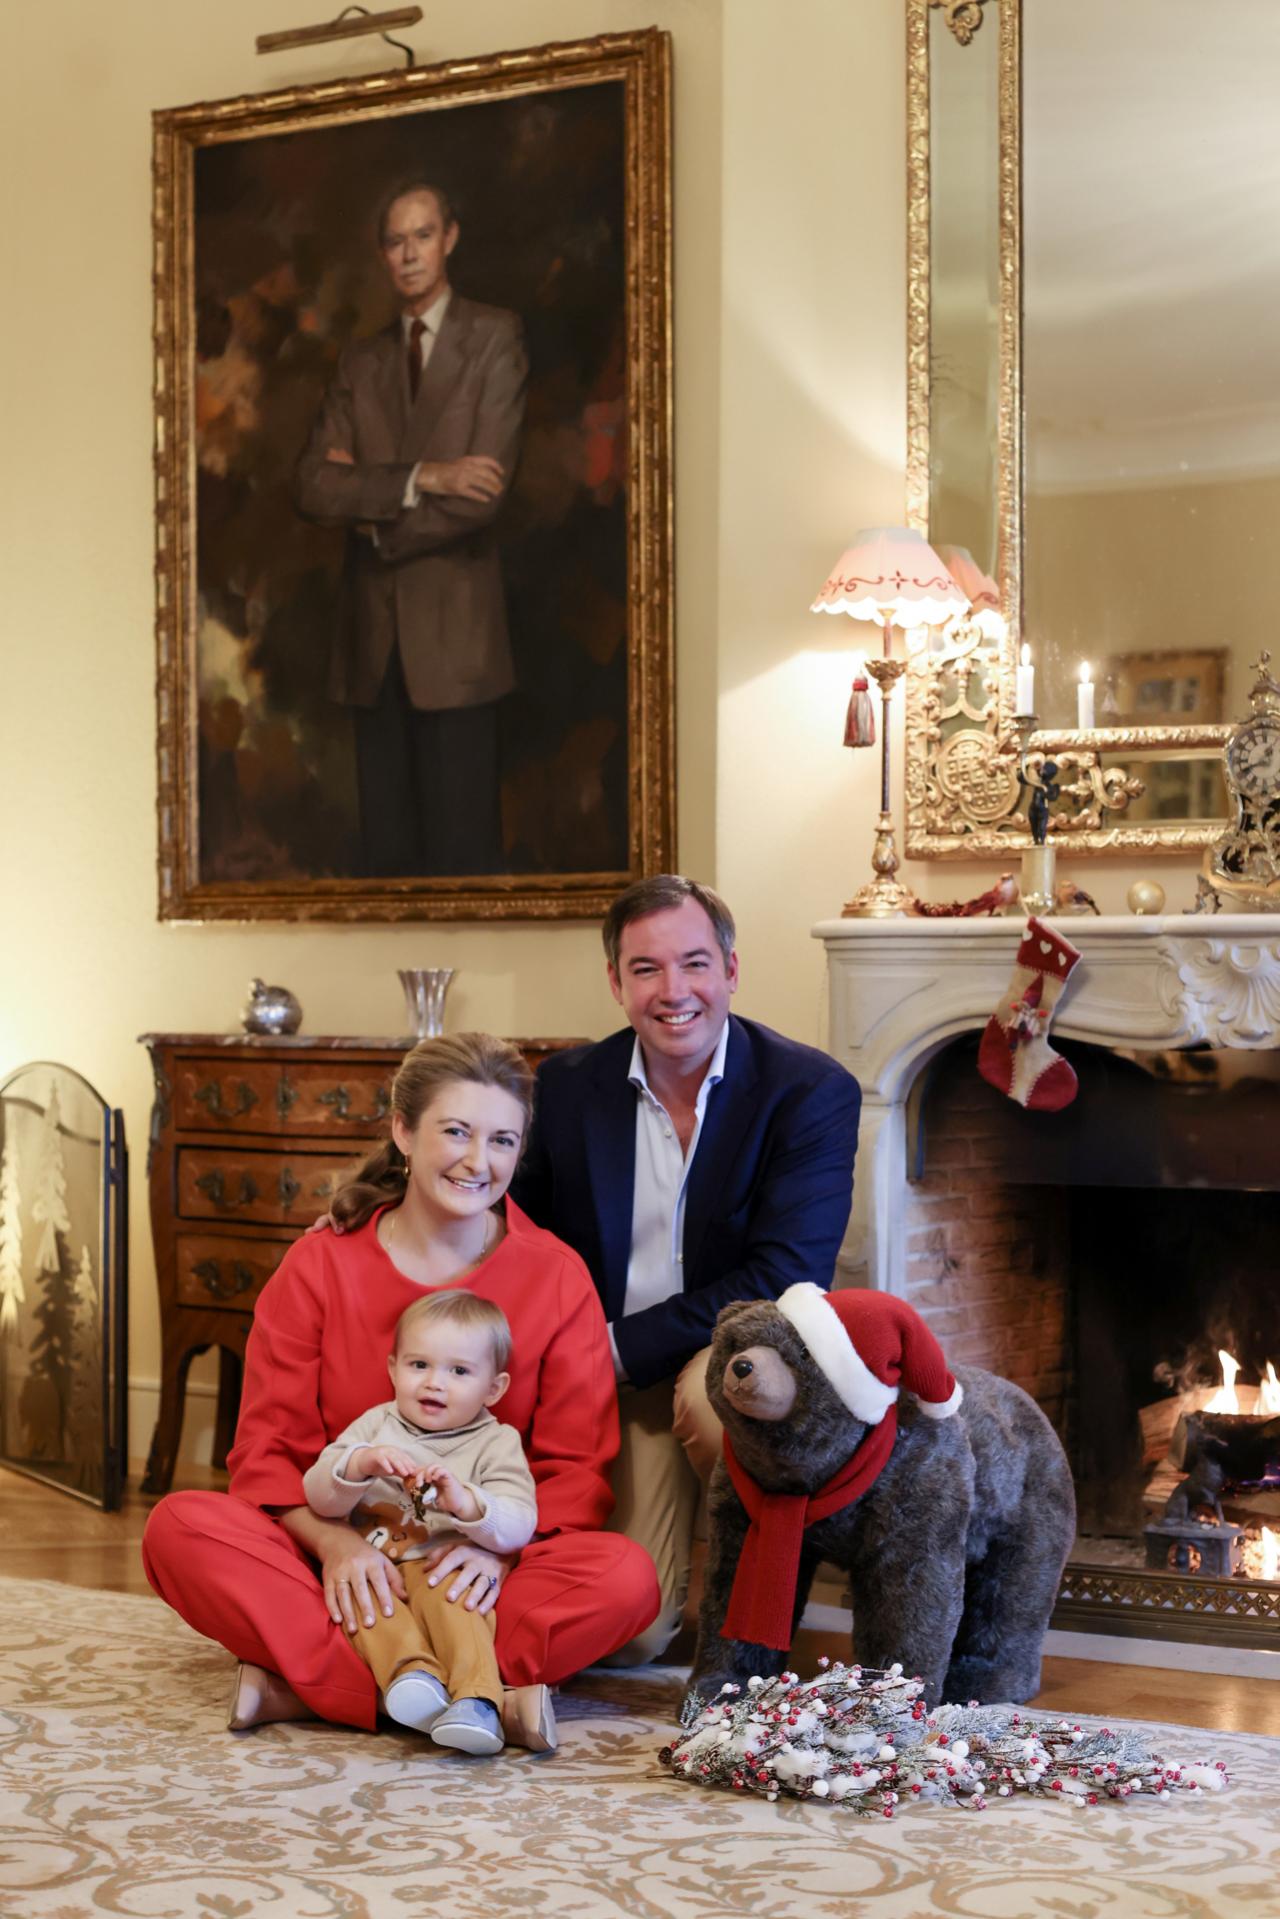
left=227, top=1662, right=316, bottom=1731
left=500, top=1683, right=558, bottom=1752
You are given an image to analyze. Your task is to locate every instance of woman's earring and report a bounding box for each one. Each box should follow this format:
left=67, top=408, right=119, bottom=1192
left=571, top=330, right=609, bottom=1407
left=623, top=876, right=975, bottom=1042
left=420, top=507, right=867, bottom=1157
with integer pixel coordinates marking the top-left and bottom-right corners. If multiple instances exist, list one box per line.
left=401, top=1155, right=411, bottom=1178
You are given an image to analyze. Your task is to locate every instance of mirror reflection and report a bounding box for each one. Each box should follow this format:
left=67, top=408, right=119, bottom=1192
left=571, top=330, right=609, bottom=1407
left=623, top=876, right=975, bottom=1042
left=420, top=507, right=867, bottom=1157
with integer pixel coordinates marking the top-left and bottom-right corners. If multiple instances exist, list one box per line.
left=1023, top=0, right=1280, bottom=741
left=928, top=3, right=1000, bottom=584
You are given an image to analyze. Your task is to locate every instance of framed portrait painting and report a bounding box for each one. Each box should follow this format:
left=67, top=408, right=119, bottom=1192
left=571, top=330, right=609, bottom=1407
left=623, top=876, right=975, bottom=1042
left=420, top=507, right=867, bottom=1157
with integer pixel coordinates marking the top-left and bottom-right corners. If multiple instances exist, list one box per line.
left=153, top=29, right=673, bottom=921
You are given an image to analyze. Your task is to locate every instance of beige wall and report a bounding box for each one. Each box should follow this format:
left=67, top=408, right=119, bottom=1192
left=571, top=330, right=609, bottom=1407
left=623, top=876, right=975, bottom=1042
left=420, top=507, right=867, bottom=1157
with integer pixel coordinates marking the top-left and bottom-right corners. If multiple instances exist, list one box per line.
left=0, top=0, right=1201, bottom=1459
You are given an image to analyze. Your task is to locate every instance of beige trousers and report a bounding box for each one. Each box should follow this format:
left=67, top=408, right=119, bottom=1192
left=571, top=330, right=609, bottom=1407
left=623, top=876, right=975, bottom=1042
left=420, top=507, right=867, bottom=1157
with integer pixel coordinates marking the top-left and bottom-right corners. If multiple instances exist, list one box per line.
left=603, top=1345, right=722, bottom=1665
left=350, top=1556, right=501, bottom=1710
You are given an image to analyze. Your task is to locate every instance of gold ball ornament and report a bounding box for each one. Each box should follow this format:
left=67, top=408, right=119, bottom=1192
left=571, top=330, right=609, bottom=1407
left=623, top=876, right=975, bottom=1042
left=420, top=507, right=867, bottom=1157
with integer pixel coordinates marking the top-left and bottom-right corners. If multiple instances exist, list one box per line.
left=1126, top=880, right=1166, bottom=917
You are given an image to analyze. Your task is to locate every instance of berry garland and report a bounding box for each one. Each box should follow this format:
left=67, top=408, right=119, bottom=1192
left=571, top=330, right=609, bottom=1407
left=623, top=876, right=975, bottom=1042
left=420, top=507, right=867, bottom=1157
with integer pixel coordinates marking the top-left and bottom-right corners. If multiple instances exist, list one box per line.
left=660, top=1662, right=1229, bottom=1818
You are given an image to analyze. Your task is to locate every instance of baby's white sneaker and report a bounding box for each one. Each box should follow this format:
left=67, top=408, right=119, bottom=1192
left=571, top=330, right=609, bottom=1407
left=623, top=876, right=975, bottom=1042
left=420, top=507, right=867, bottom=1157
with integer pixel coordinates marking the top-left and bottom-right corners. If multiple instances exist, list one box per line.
left=431, top=1697, right=504, bottom=1755
left=383, top=1669, right=450, bottom=1733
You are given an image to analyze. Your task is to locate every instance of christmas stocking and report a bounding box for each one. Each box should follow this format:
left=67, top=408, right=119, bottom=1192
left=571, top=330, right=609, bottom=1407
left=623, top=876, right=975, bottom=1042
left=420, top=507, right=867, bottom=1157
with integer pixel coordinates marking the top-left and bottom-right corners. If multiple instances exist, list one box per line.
left=977, top=916, right=1082, bottom=1111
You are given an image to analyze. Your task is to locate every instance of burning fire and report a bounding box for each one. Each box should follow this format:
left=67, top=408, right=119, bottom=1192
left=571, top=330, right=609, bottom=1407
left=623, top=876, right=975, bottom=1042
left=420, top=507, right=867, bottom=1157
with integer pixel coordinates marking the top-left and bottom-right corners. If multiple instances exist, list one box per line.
left=1202, top=1351, right=1280, bottom=1415
left=1240, top=1527, right=1280, bottom=1583
left=1261, top=1363, right=1280, bottom=1416
left=1204, top=1351, right=1242, bottom=1414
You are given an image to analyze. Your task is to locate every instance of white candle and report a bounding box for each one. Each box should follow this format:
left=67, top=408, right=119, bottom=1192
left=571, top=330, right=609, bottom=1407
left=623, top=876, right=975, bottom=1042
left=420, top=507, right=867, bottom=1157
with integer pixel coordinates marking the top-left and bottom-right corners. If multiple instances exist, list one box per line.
left=1015, top=643, right=1035, bottom=717
left=1077, top=662, right=1095, bottom=731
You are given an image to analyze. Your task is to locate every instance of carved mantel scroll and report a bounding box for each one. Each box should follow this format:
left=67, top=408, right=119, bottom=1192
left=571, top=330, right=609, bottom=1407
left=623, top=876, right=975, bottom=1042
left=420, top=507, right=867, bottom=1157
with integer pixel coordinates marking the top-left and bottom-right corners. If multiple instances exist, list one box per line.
left=1158, top=937, right=1280, bottom=1050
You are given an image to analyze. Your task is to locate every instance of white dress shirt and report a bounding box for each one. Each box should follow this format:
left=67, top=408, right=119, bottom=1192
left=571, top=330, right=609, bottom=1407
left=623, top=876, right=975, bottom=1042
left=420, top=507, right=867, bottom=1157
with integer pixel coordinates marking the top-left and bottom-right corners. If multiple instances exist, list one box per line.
left=610, top=1020, right=730, bottom=1380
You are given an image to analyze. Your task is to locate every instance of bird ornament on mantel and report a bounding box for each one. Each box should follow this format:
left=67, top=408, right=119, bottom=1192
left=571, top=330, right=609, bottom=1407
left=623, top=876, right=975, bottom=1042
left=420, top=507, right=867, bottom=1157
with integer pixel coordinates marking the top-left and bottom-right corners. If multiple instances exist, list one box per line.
left=1052, top=878, right=1101, bottom=916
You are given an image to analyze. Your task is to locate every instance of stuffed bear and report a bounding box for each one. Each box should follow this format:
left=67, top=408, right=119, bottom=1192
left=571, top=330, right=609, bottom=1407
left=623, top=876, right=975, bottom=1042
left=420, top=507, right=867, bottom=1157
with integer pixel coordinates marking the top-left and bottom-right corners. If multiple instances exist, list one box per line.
left=687, top=1285, right=1075, bottom=1714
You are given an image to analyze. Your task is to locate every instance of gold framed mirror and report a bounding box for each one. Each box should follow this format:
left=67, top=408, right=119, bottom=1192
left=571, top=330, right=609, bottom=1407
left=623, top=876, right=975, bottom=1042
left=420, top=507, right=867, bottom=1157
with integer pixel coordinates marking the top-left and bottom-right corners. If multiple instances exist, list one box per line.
left=904, top=0, right=1279, bottom=858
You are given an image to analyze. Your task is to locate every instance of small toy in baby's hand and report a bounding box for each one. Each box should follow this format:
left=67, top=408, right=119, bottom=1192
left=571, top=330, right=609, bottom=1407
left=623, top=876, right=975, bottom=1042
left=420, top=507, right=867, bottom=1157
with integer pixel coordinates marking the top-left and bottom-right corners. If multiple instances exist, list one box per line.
left=408, top=1479, right=439, bottom=1521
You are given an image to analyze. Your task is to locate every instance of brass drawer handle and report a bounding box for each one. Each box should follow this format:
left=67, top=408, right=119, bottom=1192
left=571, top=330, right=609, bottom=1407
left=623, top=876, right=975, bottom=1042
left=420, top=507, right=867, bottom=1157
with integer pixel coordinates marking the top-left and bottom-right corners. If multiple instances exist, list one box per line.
left=194, top=1169, right=260, bottom=1209
left=194, top=1079, right=259, bottom=1122
left=278, top=1166, right=302, bottom=1208
left=278, top=1074, right=299, bottom=1120
left=318, top=1083, right=391, bottom=1125
left=192, top=1258, right=257, bottom=1302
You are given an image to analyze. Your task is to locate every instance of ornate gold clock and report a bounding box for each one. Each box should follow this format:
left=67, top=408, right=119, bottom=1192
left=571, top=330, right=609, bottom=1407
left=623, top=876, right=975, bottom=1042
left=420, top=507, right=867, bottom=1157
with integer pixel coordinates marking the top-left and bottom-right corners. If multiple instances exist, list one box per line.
left=1198, top=652, right=1280, bottom=911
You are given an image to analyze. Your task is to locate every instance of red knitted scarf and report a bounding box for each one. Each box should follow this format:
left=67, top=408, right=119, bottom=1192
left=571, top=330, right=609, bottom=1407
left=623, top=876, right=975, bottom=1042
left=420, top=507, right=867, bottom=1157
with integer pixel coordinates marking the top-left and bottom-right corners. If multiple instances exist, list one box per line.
left=720, top=1413, right=898, bottom=1651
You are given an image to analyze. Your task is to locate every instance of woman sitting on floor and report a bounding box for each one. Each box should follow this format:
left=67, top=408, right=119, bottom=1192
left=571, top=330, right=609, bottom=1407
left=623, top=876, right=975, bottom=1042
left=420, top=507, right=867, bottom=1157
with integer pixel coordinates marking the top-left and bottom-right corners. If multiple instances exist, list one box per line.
left=142, top=1032, right=659, bottom=1751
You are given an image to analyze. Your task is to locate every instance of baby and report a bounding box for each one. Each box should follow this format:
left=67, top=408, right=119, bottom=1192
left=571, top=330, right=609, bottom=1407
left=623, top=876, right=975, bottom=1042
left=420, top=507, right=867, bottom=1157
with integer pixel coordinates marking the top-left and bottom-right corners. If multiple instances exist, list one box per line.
left=303, top=1290, right=537, bottom=1754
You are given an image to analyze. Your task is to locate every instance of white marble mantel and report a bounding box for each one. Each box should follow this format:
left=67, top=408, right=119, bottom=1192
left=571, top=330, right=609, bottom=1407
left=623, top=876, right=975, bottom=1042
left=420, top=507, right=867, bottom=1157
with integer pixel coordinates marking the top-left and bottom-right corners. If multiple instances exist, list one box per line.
left=812, top=914, right=1280, bottom=1295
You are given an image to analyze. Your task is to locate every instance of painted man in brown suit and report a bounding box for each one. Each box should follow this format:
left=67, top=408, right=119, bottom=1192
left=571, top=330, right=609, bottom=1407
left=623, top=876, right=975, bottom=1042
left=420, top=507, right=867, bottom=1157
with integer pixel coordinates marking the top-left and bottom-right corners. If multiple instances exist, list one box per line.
left=294, top=182, right=528, bottom=877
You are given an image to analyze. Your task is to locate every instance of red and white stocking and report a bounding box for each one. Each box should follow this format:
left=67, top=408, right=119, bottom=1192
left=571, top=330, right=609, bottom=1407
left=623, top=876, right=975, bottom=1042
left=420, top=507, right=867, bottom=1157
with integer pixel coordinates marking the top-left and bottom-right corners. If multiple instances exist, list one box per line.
left=977, top=916, right=1082, bottom=1111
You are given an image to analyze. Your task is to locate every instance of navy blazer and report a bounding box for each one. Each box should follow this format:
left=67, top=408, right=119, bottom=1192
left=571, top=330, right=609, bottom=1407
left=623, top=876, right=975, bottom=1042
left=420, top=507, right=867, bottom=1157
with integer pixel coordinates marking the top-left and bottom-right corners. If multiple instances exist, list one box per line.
left=510, top=1015, right=861, bottom=1389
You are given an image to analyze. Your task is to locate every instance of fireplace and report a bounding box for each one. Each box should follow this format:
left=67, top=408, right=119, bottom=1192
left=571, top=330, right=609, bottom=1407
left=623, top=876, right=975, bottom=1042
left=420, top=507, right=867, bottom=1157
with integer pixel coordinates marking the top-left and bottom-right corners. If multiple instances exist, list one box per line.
left=815, top=913, right=1280, bottom=1652
left=908, top=1036, right=1280, bottom=1590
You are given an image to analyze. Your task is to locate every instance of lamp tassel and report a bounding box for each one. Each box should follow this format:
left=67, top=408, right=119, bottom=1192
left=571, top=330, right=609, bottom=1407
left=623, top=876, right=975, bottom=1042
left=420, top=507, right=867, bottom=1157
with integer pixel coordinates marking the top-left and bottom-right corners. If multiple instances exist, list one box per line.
left=843, top=673, right=876, bottom=748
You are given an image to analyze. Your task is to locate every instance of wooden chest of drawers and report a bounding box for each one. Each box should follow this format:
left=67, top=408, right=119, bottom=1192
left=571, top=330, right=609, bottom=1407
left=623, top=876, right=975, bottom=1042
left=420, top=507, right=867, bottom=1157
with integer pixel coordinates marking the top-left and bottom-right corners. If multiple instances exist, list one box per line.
left=139, top=1032, right=575, bottom=1494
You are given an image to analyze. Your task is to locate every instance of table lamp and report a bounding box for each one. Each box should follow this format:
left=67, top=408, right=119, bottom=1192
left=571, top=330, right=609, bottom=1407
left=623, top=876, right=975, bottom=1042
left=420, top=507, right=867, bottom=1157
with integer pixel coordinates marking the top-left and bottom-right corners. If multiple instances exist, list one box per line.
left=812, top=526, right=968, bottom=916
left=935, top=545, right=1003, bottom=640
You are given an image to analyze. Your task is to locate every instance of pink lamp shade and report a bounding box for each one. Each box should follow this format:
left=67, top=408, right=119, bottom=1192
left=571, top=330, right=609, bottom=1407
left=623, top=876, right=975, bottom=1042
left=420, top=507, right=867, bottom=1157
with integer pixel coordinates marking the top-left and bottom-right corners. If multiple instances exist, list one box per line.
left=811, top=526, right=969, bottom=630
left=936, top=544, right=1004, bottom=639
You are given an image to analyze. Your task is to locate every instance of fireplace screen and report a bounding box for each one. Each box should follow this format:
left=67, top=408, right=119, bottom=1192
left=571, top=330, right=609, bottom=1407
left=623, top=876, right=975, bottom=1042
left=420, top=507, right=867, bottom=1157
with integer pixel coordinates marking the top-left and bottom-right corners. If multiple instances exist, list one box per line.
left=0, top=1062, right=127, bottom=1508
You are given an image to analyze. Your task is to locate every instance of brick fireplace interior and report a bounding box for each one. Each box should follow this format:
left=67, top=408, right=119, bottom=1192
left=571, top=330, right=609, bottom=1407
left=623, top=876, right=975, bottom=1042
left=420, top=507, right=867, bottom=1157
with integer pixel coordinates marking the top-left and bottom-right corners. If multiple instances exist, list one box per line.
left=905, top=1035, right=1280, bottom=1570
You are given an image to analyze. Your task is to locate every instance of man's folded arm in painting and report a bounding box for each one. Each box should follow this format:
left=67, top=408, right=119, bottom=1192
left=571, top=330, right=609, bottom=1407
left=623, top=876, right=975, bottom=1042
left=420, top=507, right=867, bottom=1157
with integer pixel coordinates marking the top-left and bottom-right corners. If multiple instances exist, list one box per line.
left=374, top=318, right=528, bottom=564
left=292, top=357, right=416, bottom=529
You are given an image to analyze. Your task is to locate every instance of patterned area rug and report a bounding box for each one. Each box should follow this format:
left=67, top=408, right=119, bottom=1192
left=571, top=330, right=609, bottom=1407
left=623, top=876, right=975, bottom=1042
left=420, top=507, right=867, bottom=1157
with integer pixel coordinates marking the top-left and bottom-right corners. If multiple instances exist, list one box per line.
left=1, top=1575, right=1277, bottom=1919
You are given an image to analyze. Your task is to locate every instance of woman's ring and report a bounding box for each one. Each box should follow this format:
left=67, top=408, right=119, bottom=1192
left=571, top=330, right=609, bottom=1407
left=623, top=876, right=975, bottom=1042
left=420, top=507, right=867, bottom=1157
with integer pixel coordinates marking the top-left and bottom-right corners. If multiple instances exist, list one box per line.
left=486, top=1575, right=499, bottom=1589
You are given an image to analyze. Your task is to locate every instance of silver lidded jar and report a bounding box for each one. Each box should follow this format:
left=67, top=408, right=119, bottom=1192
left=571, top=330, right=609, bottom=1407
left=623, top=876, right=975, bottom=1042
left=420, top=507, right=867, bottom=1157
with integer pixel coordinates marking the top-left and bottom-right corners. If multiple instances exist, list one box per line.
left=241, top=978, right=303, bottom=1036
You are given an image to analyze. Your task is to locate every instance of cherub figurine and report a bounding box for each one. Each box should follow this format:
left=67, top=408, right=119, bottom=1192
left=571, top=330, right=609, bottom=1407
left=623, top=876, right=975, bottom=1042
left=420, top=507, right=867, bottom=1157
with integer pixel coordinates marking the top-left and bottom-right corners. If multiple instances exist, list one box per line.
left=1027, top=759, right=1061, bottom=846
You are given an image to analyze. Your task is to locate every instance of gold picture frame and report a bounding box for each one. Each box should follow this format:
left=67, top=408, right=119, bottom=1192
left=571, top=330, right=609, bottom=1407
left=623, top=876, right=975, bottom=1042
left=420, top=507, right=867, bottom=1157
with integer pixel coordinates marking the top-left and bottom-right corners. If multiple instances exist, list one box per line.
left=153, top=29, right=673, bottom=921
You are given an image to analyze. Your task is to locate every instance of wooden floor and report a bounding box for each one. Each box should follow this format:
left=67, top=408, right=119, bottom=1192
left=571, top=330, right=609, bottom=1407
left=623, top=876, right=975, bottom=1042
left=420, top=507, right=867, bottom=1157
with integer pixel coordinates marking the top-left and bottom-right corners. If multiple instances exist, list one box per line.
left=4, top=1463, right=1277, bottom=1738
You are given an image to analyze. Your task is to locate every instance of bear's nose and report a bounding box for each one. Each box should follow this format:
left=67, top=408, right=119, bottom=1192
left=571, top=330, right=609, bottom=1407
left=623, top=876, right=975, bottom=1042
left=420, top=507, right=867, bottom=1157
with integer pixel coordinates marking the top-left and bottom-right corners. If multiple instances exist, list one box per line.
left=731, top=1357, right=754, bottom=1380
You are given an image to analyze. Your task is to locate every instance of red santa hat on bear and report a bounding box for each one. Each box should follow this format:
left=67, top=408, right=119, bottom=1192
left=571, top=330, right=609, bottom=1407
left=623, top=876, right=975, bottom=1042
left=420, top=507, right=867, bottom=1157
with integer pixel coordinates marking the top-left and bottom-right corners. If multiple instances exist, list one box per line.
left=776, top=1283, right=963, bottom=1424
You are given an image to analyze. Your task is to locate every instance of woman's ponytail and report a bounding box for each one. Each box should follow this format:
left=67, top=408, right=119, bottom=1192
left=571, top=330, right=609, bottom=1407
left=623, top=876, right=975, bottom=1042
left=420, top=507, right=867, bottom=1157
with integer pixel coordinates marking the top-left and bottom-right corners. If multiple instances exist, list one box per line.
left=330, top=1137, right=408, bottom=1231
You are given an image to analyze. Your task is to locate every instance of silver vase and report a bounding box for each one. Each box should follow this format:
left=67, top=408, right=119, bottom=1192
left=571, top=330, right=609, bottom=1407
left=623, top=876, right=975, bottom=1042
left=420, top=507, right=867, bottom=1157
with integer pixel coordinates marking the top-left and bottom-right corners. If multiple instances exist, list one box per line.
left=398, top=968, right=456, bottom=1040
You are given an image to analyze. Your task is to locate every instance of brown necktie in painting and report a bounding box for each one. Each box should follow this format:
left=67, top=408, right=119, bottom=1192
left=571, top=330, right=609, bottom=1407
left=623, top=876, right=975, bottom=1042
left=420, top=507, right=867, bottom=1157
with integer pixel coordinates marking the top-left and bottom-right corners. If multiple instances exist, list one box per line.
left=407, top=318, right=426, bottom=400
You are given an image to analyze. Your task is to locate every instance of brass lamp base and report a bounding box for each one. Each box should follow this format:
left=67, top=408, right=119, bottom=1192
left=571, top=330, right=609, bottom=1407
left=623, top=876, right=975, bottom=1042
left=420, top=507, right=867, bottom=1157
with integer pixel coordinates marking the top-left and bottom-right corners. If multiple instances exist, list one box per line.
left=841, top=811, right=919, bottom=918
